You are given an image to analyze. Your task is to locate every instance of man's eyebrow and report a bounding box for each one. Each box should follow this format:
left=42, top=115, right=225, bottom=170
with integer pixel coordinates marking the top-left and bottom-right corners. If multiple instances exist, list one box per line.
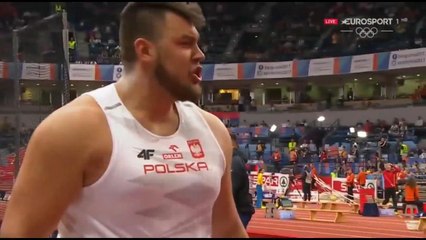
left=180, top=34, right=199, bottom=41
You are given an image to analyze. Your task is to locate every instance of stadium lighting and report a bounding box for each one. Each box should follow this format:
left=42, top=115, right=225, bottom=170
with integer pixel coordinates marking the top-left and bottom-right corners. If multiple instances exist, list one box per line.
left=350, top=127, right=355, bottom=133
left=270, top=124, right=277, bottom=132
left=357, top=131, right=367, bottom=138
left=317, top=116, right=325, bottom=122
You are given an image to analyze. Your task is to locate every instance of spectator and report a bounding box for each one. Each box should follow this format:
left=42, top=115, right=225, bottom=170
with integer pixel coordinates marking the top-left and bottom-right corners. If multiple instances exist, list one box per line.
left=357, top=167, right=367, bottom=188
left=382, top=164, right=399, bottom=211
left=400, top=142, right=409, bottom=167
left=230, top=133, right=255, bottom=229
left=255, top=141, right=264, bottom=160
left=378, top=137, right=388, bottom=160
left=346, top=168, right=355, bottom=201
left=69, top=36, right=76, bottom=62
left=349, top=143, right=359, bottom=163
left=388, top=123, right=400, bottom=137
left=393, top=139, right=401, bottom=163
left=339, top=146, right=348, bottom=164
left=308, top=139, right=318, bottom=155
left=347, top=87, right=354, bottom=101
left=414, top=116, right=424, bottom=127
left=289, top=148, right=298, bottom=165
left=272, top=148, right=282, bottom=173
left=330, top=168, right=338, bottom=178
left=420, top=149, right=426, bottom=159
left=301, top=165, right=312, bottom=202
left=399, top=119, right=408, bottom=138
left=255, top=168, right=264, bottom=209
left=403, top=177, right=424, bottom=215
left=288, top=138, right=297, bottom=151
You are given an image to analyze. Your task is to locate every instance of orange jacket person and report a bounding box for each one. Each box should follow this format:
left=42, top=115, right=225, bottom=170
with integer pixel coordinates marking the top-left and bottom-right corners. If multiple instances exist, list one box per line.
left=346, top=168, right=355, bottom=201
left=272, top=149, right=282, bottom=173
left=357, top=167, right=367, bottom=188
left=404, top=177, right=424, bottom=214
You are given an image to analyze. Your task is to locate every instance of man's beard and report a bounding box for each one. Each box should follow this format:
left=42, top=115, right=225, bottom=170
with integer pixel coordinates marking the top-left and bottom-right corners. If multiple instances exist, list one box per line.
left=154, top=58, right=201, bottom=104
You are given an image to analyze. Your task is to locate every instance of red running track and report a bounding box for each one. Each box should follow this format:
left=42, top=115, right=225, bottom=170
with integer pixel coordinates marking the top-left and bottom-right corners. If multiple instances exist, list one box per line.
left=0, top=202, right=424, bottom=238
left=0, top=179, right=424, bottom=238
left=247, top=207, right=426, bottom=238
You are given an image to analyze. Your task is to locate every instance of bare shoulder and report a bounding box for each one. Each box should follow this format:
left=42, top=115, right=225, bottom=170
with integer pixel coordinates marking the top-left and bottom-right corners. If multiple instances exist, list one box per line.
left=31, top=95, right=108, bottom=159
left=47, top=95, right=104, bottom=124
left=0, top=95, right=109, bottom=237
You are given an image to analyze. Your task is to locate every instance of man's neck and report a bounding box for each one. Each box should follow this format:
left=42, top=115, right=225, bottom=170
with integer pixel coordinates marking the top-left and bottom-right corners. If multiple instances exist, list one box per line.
left=116, top=74, right=176, bottom=121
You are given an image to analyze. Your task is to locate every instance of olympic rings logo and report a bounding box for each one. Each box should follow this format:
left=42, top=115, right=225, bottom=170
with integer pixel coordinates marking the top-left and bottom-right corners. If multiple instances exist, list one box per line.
left=355, top=27, right=378, bottom=39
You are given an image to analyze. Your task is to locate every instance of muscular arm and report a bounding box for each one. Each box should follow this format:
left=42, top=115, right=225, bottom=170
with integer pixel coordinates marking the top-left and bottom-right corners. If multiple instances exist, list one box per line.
left=200, top=110, right=248, bottom=238
left=0, top=100, right=104, bottom=237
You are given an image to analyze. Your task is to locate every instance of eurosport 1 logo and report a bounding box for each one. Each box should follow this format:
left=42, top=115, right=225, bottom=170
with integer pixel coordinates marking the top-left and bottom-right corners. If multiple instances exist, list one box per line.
left=340, top=18, right=395, bottom=39
left=341, top=18, right=394, bottom=26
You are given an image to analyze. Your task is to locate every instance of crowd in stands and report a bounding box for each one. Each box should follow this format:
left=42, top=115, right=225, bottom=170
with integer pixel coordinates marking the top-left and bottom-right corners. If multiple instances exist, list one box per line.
left=0, top=3, right=54, bottom=34
left=232, top=116, right=426, bottom=177
left=236, top=2, right=426, bottom=62
left=66, top=2, right=263, bottom=64
left=2, top=2, right=426, bottom=64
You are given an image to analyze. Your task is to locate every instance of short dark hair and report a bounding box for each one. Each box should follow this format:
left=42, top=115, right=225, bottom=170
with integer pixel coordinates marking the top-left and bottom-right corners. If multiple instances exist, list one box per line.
left=119, top=2, right=206, bottom=70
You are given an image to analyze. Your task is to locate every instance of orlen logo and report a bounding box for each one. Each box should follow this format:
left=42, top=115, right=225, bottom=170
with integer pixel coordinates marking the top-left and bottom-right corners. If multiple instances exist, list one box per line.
left=162, top=153, right=183, bottom=160
left=324, top=18, right=339, bottom=25
left=162, top=145, right=183, bottom=160
left=143, top=162, right=208, bottom=174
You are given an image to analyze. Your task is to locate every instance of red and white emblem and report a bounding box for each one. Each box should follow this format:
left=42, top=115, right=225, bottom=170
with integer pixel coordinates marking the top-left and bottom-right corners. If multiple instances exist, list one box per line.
left=187, top=139, right=205, bottom=159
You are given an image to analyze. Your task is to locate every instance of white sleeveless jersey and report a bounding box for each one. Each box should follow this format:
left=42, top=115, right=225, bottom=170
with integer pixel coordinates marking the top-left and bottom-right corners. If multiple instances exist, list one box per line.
left=57, top=84, right=226, bottom=238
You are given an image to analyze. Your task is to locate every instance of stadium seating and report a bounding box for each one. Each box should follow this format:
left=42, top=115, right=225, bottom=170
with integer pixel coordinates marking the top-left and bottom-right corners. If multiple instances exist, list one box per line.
left=3, top=3, right=424, bottom=64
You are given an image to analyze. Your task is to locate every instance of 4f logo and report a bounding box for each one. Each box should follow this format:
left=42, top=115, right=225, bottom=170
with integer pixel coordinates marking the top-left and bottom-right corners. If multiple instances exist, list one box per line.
left=138, top=149, right=155, bottom=160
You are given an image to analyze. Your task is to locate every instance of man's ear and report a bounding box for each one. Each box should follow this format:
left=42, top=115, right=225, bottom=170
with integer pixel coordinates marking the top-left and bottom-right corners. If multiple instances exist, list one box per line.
left=134, top=38, right=156, bottom=63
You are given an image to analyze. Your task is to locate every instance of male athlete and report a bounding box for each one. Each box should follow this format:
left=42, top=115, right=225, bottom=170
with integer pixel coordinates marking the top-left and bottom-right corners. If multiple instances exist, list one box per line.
left=0, top=2, right=248, bottom=238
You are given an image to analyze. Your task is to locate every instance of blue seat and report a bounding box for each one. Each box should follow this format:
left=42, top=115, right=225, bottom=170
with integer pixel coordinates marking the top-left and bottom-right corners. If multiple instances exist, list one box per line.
left=248, top=144, right=257, bottom=152
left=279, top=127, right=295, bottom=138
